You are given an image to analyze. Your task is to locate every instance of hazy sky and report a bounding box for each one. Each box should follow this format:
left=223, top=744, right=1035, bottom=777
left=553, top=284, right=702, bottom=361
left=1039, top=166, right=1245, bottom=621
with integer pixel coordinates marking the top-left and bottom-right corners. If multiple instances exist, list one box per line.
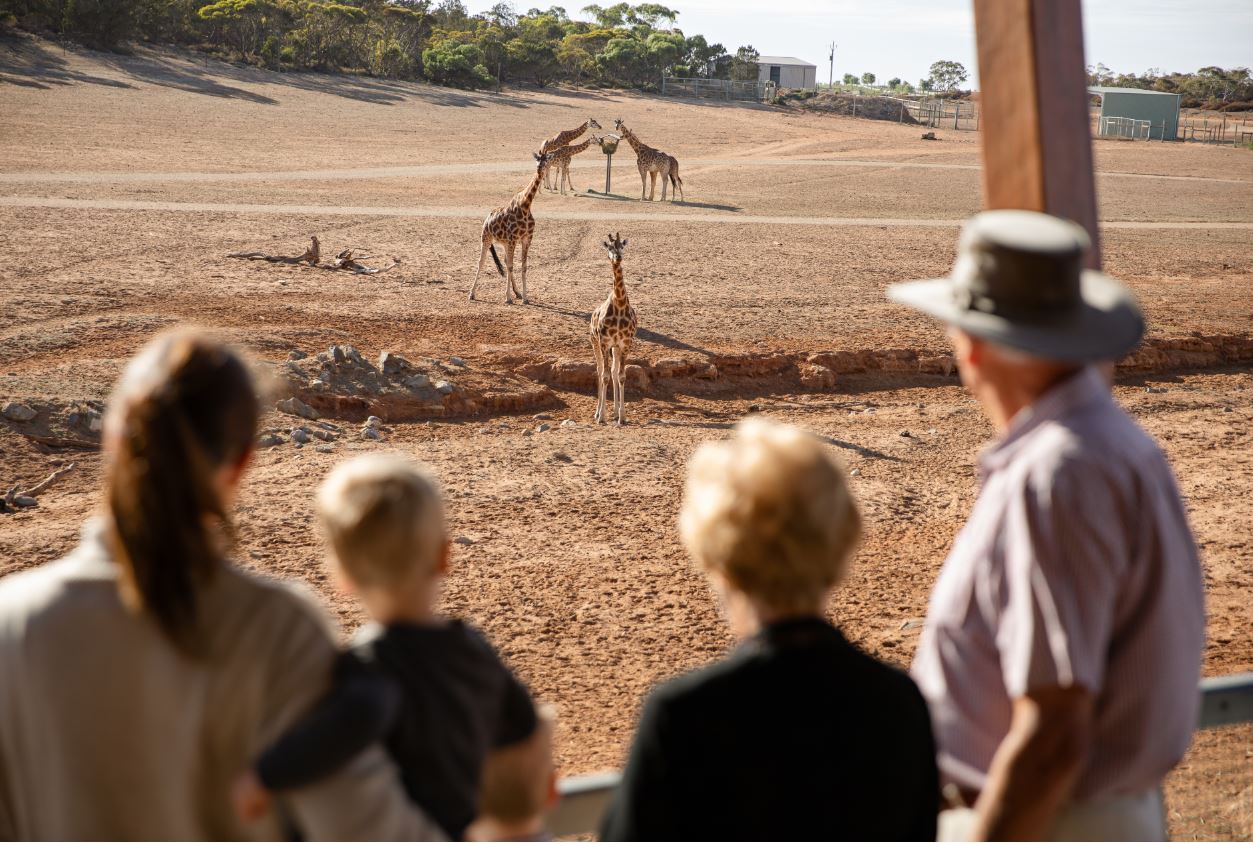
left=464, top=0, right=1251, bottom=85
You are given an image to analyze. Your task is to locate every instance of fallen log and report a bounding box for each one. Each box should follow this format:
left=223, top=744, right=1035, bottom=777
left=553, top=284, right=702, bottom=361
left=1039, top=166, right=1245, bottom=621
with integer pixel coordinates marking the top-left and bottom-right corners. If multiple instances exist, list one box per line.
left=1, top=463, right=76, bottom=512
left=228, top=236, right=320, bottom=265
left=319, top=249, right=401, bottom=274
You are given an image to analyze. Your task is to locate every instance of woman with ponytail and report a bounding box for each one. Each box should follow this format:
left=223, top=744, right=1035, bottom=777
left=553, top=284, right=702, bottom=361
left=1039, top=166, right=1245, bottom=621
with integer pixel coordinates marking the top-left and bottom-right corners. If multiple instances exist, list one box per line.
left=0, top=330, right=439, bottom=840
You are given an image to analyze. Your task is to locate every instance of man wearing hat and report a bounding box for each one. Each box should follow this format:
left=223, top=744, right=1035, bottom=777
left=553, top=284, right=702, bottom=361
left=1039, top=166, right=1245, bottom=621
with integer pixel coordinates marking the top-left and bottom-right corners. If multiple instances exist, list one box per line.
left=891, top=210, right=1205, bottom=840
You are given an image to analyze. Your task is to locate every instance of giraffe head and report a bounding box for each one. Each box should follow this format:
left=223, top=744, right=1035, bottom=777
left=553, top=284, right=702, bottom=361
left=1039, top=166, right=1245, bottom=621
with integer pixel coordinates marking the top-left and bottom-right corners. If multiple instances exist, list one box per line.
left=533, top=150, right=552, bottom=173
left=588, top=117, right=602, bottom=130
left=604, top=232, right=628, bottom=264
left=613, top=118, right=626, bottom=133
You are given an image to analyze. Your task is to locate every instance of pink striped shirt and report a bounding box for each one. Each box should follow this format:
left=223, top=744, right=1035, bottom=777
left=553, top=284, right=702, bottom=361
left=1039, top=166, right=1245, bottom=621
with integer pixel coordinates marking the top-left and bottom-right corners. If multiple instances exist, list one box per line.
left=911, top=367, right=1205, bottom=800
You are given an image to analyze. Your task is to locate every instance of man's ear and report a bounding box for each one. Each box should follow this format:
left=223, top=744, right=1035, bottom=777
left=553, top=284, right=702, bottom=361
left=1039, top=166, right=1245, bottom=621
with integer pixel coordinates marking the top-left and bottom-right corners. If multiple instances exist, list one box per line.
left=437, top=538, right=452, bottom=575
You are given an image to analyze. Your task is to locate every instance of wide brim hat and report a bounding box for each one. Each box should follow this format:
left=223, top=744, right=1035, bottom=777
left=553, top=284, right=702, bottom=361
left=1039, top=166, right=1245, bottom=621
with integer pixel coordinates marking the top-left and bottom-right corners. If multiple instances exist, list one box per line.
left=887, top=210, right=1144, bottom=362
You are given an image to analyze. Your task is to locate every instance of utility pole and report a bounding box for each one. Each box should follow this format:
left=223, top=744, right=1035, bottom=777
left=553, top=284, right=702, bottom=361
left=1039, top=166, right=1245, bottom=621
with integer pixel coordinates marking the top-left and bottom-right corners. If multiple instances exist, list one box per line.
left=828, top=42, right=836, bottom=90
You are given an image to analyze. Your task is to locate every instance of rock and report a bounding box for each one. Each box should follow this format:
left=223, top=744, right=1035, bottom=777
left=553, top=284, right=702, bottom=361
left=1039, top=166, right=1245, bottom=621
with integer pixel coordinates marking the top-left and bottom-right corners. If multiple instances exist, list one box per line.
left=330, top=345, right=347, bottom=363
left=900, top=430, right=911, bottom=438
left=928, top=428, right=938, bottom=435
left=434, top=380, right=455, bottom=395
left=290, top=427, right=310, bottom=444
left=900, top=618, right=924, bottom=631
left=1, top=402, right=37, bottom=422
left=309, top=379, right=327, bottom=391
left=747, top=404, right=762, bottom=413
left=315, top=445, right=335, bottom=454
left=453, top=536, right=474, bottom=546
left=477, top=427, right=492, bottom=435
left=343, top=345, right=364, bottom=364
left=624, top=364, right=650, bottom=389
left=277, top=397, right=320, bottom=420
left=850, top=468, right=861, bottom=477
left=13, top=496, right=37, bottom=508
left=308, top=428, right=334, bottom=441
left=533, top=412, right=553, bottom=420
left=404, top=373, right=431, bottom=390
left=522, top=429, right=534, bottom=437
left=449, top=356, right=466, bottom=368
left=798, top=362, right=836, bottom=390
left=561, top=419, right=577, bottom=428
left=288, top=350, right=308, bottom=361
left=361, top=427, right=382, bottom=441
left=365, top=415, right=384, bottom=428
left=257, top=433, right=285, bottom=448
left=379, top=352, right=412, bottom=376
left=86, top=411, right=103, bottom=432
left=921, top=131, right=938, bottom=140
left=552, top=452, right=573, bottom=463
left=536, top=422, right=551, bottom=433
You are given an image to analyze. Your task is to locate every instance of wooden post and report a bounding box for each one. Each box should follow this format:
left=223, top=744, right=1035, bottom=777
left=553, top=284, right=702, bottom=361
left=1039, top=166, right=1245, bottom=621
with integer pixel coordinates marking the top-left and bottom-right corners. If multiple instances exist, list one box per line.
left=605, top=151, right=613, bottom=194
left=972, top=0, right=1101, bottom=267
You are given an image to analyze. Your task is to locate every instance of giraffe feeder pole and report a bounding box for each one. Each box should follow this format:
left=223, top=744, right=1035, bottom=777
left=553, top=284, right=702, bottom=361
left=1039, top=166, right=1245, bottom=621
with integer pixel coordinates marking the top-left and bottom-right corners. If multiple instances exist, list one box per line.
left=597, top=134, right=621, bottom=195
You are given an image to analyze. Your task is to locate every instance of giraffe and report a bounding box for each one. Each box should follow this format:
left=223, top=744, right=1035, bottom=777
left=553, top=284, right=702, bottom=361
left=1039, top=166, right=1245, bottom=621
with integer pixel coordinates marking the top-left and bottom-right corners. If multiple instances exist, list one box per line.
left=613, top=119, right=678, bottom=201
left=543, top=136, right=597, bottom=196
left=469, top=151, right=551, bottom=305
left=540, top=117, right=602, bottom=189
left=589, top=232, right=638, bottom=426
left=664, top=154, right=685, bottom=202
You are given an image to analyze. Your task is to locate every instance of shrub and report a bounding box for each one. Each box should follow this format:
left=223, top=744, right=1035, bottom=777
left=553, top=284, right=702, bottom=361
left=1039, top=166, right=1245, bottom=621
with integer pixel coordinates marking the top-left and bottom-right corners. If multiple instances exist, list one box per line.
left=422, top=38, right=493, bottom=88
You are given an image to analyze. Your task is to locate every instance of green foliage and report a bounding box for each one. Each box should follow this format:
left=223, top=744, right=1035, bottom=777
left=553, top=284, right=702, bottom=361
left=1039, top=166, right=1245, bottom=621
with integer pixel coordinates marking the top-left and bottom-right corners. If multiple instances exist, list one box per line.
left=1087, top=63, right=1253, bottom=108
left=860, top=71, right=874, bottom=85
left=927, top=59, right=967, bottom=91
left=887, top=76, right=901, bottom=88
left=9, top=0, right=744, bottom=92
left=842, top=72, right=856, bottom=85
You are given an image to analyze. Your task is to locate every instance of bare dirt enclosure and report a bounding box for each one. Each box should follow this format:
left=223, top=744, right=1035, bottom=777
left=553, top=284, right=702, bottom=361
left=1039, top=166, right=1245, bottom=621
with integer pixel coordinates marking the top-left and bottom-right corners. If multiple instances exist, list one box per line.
left=2, top=36, right=1252, bottom=838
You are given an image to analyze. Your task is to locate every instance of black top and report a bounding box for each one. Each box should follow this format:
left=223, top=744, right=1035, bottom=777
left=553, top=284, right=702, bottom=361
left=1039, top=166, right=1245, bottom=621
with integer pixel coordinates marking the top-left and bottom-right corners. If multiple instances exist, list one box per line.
left=600, top=618, right=939, bottom=841
left=256, top=620, right=537, bottom=840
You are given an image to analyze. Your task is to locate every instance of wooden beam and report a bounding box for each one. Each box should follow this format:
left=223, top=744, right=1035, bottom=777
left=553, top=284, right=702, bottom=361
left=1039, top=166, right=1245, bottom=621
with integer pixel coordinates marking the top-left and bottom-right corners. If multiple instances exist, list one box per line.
left=972, top=0, right=1101, bottom=268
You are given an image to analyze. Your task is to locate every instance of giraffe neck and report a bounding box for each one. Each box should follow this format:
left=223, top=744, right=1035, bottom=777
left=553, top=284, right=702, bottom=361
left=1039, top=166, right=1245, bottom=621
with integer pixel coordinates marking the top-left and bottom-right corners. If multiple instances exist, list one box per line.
left=611, top=261, right=628, bottom=308
left=621, top=128, right=644, bottom=153
left=516, top=167, right=544, bottom=210
left=572, top=136, right=594, bottom=153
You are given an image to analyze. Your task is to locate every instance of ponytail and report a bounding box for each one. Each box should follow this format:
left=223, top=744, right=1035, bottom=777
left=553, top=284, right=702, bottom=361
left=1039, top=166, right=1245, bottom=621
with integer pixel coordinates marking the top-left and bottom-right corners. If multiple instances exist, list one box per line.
left=104, top=332, right=258, bottom=654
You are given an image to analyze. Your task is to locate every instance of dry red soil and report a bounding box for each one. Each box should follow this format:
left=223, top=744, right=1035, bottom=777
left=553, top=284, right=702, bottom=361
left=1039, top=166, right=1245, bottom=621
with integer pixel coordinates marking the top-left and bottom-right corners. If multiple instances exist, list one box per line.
left=1, top=36, right=1251, bottom=838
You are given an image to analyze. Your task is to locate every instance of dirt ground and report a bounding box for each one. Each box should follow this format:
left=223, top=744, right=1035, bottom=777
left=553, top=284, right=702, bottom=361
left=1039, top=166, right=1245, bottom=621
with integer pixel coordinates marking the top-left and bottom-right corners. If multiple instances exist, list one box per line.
left=1, top=35, right=1251, bottom=838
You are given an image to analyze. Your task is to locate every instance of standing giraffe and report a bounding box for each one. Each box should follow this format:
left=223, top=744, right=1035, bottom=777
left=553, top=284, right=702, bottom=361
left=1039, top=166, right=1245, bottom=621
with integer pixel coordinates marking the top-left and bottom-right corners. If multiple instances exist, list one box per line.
left=540, top=117, right=601, bottom=189
left=469, top=151, right=551, bottom=305
left=590, top=232, right=638, bottom=426
left=613, top=119, right=678, bottom=201
left=544, top=136, right=597, bottom=196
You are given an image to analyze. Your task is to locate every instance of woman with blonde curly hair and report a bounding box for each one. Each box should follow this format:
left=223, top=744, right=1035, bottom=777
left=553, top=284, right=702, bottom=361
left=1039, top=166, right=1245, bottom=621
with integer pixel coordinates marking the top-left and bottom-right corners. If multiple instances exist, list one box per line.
left=601, top=418, right=939, bottom=841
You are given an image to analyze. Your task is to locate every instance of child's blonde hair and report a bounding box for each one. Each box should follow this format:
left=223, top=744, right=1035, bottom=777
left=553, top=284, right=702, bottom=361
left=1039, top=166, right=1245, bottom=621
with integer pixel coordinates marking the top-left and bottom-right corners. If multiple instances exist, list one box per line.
left=316, top=454, right=447, bottom=587
left=679, top=418, right=861, bottom=612
left=478, top=705, right=557, bottom=825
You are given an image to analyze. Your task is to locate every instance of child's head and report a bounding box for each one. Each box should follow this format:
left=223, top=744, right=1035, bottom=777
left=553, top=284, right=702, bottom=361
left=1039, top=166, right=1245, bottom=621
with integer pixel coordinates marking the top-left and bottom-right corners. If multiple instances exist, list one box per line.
left=679, top=418, right=861, bottom=621
left=472, top=705, right=558, bottom=840
left=316, top=454, right=447, bottom=592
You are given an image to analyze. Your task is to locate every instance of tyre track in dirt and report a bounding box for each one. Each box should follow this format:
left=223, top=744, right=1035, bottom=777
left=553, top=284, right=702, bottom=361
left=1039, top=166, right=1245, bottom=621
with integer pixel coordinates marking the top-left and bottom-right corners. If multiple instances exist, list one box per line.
left=2, top=158, right=1249, bottom=185
left=4, top=196, right=1251, bottom=229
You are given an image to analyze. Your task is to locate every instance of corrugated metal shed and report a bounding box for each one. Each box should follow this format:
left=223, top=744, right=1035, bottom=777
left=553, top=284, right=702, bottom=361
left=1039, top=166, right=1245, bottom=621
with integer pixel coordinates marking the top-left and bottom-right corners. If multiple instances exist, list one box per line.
left=1089, top=86, right=1180, bottom=140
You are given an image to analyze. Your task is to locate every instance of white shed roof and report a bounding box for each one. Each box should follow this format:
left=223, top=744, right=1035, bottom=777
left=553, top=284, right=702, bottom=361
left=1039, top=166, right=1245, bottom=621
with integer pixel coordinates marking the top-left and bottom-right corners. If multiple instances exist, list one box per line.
left=757, top=56, right=817, bottom=67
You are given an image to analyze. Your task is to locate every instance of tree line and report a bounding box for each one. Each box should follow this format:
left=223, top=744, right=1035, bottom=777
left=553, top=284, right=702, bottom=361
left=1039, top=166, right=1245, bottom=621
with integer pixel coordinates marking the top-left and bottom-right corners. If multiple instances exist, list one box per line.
left=1087, top=64, right=1253, bottom=110
left=0, top=0, right=765, bottom=90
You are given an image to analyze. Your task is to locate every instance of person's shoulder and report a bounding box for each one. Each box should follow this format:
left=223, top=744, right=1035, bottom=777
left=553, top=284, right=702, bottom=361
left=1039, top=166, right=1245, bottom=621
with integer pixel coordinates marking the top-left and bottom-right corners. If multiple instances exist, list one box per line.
left=210, top=564, right=337, bottom=644
left=0, top=555, right=88, bottom=623
left=837, top=636, right=930, bottom=711
left=645, top=647, right=759, bottom=716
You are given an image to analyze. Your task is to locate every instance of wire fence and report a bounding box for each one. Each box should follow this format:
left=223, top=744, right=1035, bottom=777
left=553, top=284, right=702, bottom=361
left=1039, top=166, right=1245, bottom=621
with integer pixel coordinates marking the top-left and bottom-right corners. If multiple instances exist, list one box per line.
left=659, top=76, right=773, bottom=102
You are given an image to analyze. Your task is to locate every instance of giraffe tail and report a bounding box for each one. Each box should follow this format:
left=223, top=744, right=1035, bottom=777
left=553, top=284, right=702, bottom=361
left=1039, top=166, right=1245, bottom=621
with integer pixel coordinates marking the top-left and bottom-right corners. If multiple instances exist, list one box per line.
left=489, top=244, right=505, bottom=276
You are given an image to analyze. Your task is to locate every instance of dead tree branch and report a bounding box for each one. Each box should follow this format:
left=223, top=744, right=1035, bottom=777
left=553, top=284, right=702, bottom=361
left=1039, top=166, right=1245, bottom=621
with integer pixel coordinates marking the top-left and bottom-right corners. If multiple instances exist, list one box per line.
left=228, top=236, right=321, bottom=265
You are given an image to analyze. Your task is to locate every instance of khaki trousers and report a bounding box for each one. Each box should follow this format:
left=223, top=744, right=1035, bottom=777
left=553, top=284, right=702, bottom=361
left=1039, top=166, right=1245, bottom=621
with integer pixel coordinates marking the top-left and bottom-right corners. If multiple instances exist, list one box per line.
left=937, top=788, right=1165, bottom=841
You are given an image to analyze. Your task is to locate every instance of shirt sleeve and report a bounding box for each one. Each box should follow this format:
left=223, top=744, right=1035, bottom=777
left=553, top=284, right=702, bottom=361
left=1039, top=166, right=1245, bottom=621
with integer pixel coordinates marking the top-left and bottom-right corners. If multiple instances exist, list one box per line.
left=494, top=667, right=538, bottom=749
left=599, top=691, right=679, bottom=841
left=256, top=652, right=402, bottom=790
left=993, top=456, right=1129, bottom=698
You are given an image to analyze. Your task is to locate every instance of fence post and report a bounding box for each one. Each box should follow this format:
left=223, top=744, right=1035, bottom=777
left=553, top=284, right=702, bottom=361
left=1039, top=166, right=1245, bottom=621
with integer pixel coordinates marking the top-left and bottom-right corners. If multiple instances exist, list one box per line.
left=900, top=102, right=905, bottom=123
left=954, top=104, right=960, bottom=130
left=661, top=74, right=666, bottom=95
left=853, top=94, right=857, bottom=117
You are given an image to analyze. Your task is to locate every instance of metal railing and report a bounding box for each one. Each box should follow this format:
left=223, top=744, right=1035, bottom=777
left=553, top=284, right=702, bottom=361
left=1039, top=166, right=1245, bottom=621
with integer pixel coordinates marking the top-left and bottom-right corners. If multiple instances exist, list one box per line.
left=548, top=672, right=1253, bottom=838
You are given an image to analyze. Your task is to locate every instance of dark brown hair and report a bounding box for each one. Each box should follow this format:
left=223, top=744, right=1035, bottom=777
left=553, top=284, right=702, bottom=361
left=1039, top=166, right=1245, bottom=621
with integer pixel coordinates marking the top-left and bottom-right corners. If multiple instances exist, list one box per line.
left=104, top=330, right=258, bottom=653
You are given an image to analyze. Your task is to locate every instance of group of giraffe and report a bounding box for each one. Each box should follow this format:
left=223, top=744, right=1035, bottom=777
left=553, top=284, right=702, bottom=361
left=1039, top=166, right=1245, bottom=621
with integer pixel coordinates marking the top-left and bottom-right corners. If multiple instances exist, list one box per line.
left=469, top=116, right=686, bottom=424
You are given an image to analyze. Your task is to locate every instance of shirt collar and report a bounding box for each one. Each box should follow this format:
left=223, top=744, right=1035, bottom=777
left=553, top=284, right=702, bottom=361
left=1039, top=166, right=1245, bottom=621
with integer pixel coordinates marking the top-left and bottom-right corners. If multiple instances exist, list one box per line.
left=977, top=366, right=1110, bottom=478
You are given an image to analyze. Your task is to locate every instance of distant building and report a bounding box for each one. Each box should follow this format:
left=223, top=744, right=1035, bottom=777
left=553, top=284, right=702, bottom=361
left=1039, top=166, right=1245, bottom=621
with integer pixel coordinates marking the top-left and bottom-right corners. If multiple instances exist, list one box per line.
left=1089, top=86, right=1180, bottom=140
left=757, top=56, right=818, bottom=90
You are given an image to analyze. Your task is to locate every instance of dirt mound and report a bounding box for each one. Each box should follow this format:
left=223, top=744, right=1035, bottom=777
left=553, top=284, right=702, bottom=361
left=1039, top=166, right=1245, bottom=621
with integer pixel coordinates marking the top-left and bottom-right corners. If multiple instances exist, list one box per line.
left=777, top=91, right=917, bottom=123
left=263, top=344, right=557, bottom=422
left=0, top=399, right=103, bottom=450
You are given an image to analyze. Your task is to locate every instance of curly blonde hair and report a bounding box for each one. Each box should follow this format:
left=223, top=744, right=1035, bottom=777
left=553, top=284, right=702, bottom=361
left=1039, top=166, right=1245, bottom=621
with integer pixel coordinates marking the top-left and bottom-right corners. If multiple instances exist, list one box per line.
left=316, top=454, right=447, bottom=587
left=679, top=418, right=861, bottom=611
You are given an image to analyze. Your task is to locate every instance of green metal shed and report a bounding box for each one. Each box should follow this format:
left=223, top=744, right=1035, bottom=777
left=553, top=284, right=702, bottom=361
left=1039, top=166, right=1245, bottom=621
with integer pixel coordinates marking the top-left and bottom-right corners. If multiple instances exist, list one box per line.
left=1089, top=86, right=1180, bottom=140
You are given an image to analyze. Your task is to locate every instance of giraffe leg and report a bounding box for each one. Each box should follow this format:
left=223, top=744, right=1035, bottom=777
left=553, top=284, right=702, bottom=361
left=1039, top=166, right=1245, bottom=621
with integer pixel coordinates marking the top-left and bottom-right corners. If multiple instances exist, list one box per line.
left=639, top=166, right=647, bottom=200
left=610, top=345, right=626, bottom=426
left=591, top=335, right=607, bottom=424
left=649, top=171, right=658, bottom=201
left=660, top=169, right=668, bottom=201
left=503, top=241, right=518, bottom=304
left=469, top=231, right=492, bottom=301
left=562, top=162, right=574, bottom=195
left=518, top=234, right=532, bottom=304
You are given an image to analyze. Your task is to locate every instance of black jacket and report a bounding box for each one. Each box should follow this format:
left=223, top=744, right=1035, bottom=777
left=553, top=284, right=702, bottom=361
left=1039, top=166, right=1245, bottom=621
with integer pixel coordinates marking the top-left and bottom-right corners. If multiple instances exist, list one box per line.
left=600, top=618, right=939, bottom=841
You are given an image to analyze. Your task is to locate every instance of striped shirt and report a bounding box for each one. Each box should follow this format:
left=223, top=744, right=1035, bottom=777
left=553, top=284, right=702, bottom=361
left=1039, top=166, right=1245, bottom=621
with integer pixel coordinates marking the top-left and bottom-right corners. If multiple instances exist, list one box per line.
left=911, top=367, right=1205, bottom=800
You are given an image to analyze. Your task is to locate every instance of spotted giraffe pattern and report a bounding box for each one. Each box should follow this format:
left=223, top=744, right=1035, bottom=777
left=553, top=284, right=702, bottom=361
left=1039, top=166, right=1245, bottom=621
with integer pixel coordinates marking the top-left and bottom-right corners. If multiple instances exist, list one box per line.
left=613, top=119, right=678, bottom=201
left=543, top=136, right=597, bottom=196
left=590, top=232, right=638, bottom=426
left=540, top=117, right=601, bottom=189
left=469, top=151, right=551, bottom=304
